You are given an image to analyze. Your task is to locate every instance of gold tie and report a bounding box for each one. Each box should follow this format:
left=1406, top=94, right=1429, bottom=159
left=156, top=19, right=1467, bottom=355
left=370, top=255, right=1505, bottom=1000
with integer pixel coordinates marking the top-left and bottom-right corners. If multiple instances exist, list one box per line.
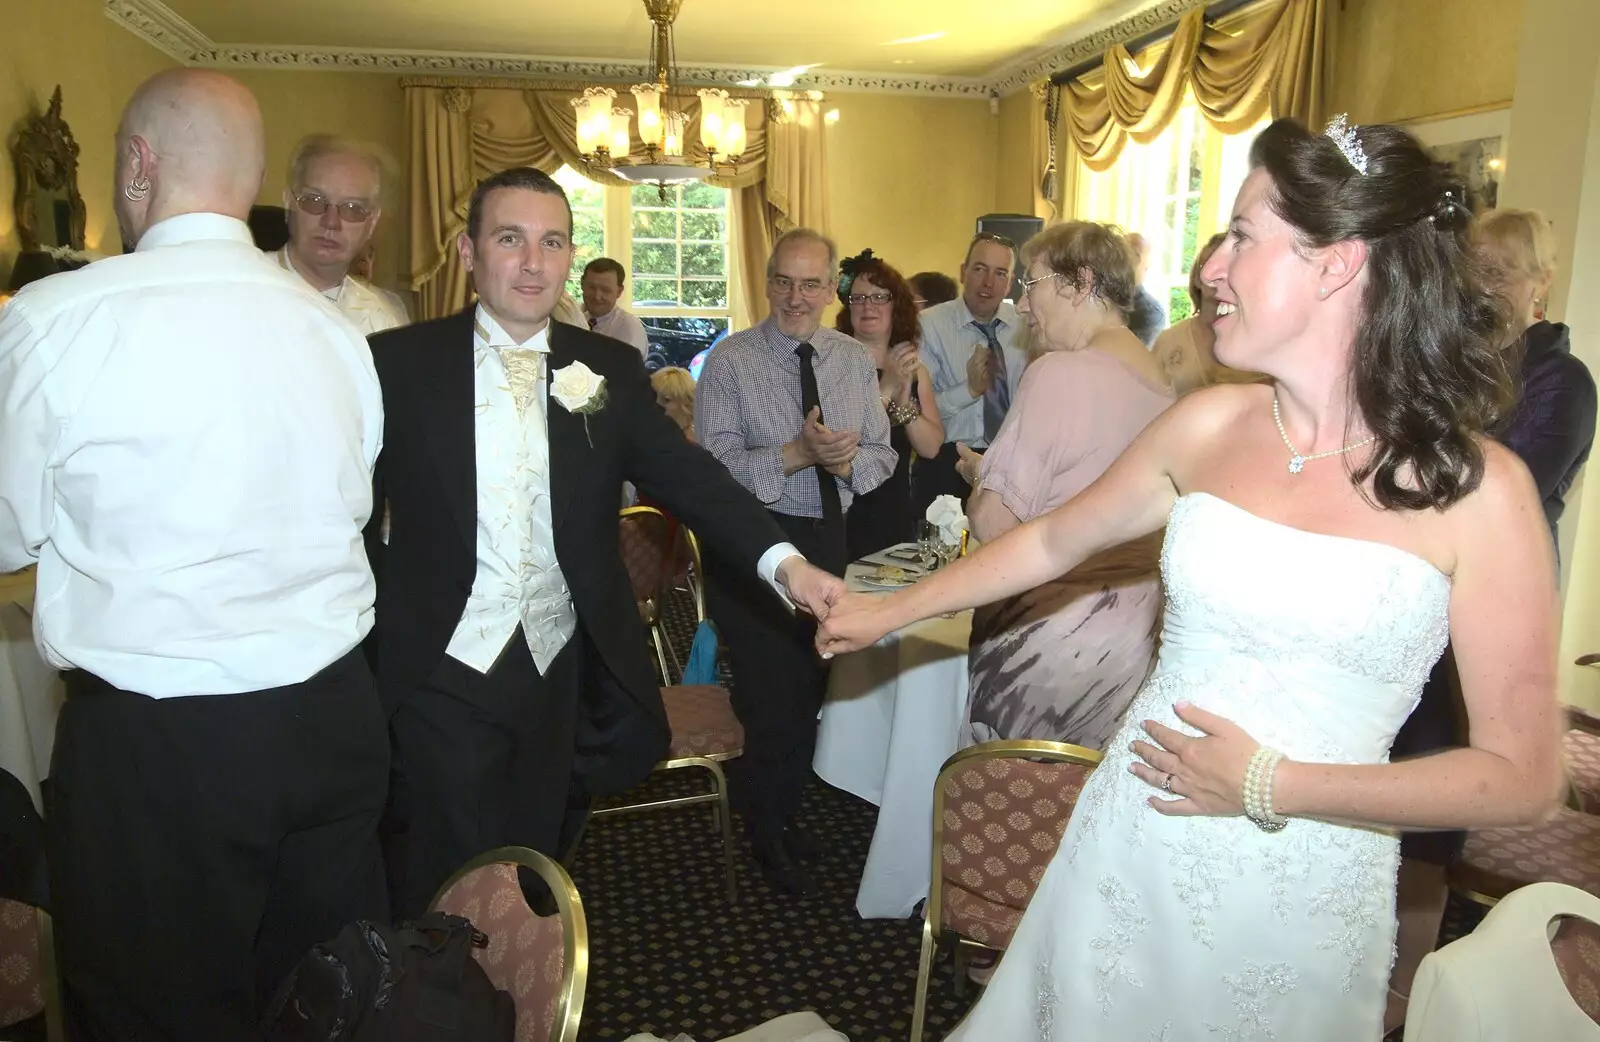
left=501, top=349, right=543, bottom=417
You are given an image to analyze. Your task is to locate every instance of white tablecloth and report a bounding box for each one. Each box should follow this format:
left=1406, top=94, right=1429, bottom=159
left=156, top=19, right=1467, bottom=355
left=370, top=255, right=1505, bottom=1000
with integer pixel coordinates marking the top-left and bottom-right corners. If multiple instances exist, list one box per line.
left=813, top=563, right=971, bottom=919
left=0, top=571, right=64, bottom=813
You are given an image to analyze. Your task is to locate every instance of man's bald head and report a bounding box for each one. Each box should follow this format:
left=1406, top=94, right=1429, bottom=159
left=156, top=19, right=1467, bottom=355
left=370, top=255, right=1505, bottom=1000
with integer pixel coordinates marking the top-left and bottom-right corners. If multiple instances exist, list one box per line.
left=114, top=69, right=266, bottom=249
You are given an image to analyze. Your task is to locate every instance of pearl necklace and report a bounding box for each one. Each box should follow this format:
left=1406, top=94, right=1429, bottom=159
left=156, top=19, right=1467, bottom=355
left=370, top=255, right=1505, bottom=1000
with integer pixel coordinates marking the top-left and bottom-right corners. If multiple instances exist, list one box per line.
left=1272, top=394, right=1376, bottom=474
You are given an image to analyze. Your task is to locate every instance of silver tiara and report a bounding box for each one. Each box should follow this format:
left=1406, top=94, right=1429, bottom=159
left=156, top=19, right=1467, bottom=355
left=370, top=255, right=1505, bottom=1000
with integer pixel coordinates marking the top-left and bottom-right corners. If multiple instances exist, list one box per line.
left=1325, top=114, right=1369, bottom=176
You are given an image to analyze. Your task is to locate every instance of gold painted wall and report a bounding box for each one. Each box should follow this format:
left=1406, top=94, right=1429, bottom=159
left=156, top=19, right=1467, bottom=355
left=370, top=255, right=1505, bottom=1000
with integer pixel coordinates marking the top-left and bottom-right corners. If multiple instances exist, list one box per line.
left=826, top=92, right=998, bottom=282
left=0, top=0, right=175, bottom=280
left=994, top=90, right=1037, bottom=216
left=1331, top=0, right=1523, bottom=124
left=225, top=70, right=410, bottom=289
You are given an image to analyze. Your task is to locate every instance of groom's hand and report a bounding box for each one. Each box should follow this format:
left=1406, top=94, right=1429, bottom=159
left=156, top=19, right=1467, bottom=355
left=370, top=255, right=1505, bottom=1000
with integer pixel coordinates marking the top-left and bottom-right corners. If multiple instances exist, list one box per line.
left=775, top=555, right=845, bottom=621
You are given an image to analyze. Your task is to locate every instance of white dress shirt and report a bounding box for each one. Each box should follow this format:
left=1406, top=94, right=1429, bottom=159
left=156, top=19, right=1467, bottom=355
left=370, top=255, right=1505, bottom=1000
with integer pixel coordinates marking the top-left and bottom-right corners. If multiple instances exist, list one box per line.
left=445, top=307, right=577, bottom=674
left=0, top=213, right=383, bottom=697
left=587, top=306, right=651, bottom=355
left=275, top=247, right=409, bottom=335
left=917, top=297, right=1029, bottom=448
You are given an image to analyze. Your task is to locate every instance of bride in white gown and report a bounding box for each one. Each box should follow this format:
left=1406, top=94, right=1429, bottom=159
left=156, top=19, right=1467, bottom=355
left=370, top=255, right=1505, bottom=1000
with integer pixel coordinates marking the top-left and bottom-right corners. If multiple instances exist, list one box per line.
left=817, top=117, right=1563, bottom=1041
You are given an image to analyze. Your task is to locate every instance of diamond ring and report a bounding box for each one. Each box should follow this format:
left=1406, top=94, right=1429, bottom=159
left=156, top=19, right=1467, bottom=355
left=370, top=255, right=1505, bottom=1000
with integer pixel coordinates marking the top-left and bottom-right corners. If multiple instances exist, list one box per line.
left=1161, top=773, right=1174, bottom=793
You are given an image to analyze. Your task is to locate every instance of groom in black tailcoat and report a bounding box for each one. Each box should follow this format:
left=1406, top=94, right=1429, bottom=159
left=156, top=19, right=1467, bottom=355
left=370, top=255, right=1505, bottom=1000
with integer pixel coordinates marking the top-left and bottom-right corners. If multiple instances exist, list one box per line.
left=366, top=167, right=843, bottom=916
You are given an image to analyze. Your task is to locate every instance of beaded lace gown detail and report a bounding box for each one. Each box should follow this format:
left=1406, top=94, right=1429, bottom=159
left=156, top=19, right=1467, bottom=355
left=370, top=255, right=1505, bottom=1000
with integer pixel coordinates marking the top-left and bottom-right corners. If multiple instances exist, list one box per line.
left=947, top=492, right=1451, bottom=1042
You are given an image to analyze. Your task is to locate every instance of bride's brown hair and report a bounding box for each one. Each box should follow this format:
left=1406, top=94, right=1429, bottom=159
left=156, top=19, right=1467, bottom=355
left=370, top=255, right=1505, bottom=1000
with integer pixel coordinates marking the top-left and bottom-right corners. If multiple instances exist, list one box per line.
left=1248, top=118, right=1515, bottom=511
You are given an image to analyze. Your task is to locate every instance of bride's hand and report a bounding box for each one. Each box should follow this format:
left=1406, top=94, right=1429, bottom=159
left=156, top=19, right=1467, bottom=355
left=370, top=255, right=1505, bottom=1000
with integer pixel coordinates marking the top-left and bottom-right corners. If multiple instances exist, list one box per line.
left=1128, top=701, right=1264, bottom=817
left=815, top=592, right=896, bottom=658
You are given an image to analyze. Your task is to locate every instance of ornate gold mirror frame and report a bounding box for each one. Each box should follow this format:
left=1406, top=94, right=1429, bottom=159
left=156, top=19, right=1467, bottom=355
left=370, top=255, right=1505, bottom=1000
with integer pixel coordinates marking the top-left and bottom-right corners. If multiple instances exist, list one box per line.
left=11, top=86, right=86, bottom=254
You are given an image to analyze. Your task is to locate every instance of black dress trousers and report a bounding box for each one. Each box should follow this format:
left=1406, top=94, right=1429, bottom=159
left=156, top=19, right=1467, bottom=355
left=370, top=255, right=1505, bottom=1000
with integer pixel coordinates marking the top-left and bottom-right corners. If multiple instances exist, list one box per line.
left=704, top=511, right=847, bottom=844
left=48, top=650, right=390, bottom=1042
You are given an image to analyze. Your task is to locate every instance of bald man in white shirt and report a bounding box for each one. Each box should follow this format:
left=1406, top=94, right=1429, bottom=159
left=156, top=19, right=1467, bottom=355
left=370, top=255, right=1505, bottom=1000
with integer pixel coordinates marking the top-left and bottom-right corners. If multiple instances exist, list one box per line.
left=0, top=70, right=387, bottom=1040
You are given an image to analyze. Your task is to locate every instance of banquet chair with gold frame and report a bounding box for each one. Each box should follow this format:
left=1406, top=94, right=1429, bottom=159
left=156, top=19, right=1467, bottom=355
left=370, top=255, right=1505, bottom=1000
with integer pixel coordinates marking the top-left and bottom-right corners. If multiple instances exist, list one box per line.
left=910, top=739, right=1102, bottom=1042
left=617, top=505, right=695, bottom=683
left=429, top=846, right=588, bottom=1042
left=1448, top=654, right=1600, bottom=911
left=592, top=509, right=743, bottom=904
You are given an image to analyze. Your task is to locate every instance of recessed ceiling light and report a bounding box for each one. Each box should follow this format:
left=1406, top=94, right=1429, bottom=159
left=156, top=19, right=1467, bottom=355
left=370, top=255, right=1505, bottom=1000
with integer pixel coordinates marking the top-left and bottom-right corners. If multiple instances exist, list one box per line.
left=884, top=31, right=945, bottom=46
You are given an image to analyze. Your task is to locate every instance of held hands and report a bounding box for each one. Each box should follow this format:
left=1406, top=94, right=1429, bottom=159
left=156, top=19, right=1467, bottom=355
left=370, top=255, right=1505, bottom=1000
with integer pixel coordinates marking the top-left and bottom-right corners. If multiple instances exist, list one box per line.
left=775, top=556, right=845, bottom=621
left=965, top=345, right=994, bottom=398
left=800, top=405, right=860, bottom=478
left=1128, top=701, right=1267, bottom=817
left=814, top=591, right=895, bottom=659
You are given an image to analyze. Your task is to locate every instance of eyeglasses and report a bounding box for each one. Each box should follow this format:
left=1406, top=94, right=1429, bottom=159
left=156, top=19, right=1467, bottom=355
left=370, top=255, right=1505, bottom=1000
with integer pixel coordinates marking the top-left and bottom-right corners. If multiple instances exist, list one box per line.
left=847, top=292, right=893, bottom=306
left=971, top=231, right=1017, bottom=249
left=769, top=275, right=829, bottom=299
left=293, top=191, right=375, bottom=224
left=1018, top=271, right=1063, bottom=297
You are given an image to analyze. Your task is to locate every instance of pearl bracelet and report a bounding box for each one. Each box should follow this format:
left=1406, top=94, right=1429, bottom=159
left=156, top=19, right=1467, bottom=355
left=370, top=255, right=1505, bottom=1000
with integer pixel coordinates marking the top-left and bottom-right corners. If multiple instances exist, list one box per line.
left=1242, top=746, right=1288, bottom=832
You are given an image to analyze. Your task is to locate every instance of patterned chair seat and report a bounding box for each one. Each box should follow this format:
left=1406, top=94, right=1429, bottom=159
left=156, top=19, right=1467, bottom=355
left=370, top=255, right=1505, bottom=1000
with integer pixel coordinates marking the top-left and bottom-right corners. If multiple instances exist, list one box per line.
left=1455, top=808, right=1600, bottom=902
left=662, top=685, right=743, bottom=760
left=1551, top=915, right=1600, bottom=1023
left=433, top=861, right=570, bottom=1042
left=1567, top=730, right=1600, bottom=814
left=941, top=883, right=1024, bottom=948
left=0, top=899, right=44, bottom=1028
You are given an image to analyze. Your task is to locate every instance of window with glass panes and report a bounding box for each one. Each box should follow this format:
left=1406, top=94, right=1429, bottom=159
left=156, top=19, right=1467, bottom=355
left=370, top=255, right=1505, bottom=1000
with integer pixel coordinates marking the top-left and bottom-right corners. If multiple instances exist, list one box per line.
left=1074, top=100, right=1265, bottom=324
left=553, top=166, right=607, bottom=301
left=628, top=181, right=729, bottom=312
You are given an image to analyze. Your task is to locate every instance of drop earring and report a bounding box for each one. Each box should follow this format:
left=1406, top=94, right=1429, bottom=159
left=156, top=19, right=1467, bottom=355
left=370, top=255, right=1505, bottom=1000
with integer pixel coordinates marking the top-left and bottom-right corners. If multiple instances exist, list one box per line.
left=124, top=177, right=150, bottom=202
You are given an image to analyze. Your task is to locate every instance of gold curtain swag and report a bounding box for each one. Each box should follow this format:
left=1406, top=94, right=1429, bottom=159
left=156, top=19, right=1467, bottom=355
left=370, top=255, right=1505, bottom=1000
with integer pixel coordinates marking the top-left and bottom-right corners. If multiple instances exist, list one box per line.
left=405, top=84, right=831, bottom=325
left=1065, top=0, right=1331, bottom=173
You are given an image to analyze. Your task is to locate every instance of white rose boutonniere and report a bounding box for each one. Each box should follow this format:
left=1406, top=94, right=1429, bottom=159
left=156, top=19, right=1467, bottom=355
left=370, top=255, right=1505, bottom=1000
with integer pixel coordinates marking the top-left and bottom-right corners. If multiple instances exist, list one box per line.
left=550, top=360, right=608, bottom=445
left=925, top=494, right=968, bottom=547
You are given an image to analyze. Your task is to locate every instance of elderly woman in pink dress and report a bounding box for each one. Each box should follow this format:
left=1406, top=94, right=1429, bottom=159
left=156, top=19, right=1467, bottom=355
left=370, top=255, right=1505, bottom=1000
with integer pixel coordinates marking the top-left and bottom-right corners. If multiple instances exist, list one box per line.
left=955, top=223, right=1174, bottom=748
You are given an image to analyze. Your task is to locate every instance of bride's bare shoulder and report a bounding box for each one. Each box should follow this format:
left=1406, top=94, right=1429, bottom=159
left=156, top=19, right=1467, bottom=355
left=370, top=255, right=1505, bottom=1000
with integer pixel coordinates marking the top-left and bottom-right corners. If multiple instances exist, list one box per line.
left=1452, top=437, right=1545, bottom=530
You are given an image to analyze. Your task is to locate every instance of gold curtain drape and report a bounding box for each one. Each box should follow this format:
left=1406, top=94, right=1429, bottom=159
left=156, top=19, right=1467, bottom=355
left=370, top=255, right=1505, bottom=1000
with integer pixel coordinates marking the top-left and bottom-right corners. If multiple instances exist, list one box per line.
left=1065, top=0, right=1330, bottom=172
left=405, top=83, right=830, bottom=324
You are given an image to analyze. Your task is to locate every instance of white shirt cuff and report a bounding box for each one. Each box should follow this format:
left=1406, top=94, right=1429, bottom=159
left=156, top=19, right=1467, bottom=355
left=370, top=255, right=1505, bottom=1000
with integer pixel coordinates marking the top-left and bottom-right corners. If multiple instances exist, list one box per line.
left=756, top=541, right=805, bottom=608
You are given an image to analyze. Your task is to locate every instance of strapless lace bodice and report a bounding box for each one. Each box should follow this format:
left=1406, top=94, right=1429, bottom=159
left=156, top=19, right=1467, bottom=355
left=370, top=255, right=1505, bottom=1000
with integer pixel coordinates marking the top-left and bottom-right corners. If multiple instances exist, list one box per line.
left=949, top=492, right=1454, bottom=1042
left=1153, top=492, right=1452, bottom=764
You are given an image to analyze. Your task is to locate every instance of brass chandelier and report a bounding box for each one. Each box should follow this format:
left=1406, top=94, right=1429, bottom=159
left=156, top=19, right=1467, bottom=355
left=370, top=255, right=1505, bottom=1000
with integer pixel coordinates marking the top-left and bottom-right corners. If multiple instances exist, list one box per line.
left=571, top=0, right=748, bottom=195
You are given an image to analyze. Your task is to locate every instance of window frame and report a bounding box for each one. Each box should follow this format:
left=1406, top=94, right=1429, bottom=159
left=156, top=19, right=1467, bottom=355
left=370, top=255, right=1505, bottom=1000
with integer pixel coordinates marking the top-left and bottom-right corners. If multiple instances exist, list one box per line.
left=554, top=165, right=736, bottom=325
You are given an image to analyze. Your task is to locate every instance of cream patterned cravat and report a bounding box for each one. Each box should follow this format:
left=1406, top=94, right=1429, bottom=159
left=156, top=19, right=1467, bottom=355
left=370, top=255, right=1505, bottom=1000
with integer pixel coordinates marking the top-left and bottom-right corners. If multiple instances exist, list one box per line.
left=500, top=349, right=543, bottom=417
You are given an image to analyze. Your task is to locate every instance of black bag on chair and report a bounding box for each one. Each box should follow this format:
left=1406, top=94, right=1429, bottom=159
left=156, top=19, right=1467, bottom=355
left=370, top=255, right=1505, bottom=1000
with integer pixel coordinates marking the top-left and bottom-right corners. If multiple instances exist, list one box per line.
left=259, top=912, right=515, bottom=1042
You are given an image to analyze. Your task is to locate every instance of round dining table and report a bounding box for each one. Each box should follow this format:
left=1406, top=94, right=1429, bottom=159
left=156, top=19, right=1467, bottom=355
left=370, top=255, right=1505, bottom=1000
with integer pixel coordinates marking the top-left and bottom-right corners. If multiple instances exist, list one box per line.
left=812, top=559, right=972, bottom=919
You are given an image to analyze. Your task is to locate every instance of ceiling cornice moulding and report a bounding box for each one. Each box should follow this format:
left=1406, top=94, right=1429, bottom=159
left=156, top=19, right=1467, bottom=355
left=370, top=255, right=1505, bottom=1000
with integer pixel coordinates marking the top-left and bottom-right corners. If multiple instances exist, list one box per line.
left=105, top=0, right=1211, bottom=98
left=985, top=0, right=1209, bottom=94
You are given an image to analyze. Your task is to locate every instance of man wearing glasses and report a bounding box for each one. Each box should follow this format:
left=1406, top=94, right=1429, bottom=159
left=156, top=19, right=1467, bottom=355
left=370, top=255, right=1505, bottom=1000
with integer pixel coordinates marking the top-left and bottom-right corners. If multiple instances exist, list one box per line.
left=913, top=232, right=1029, bottom=516
left=274, top=134, right=409, bottom=335
left=695, top=229, right=895, bottom=895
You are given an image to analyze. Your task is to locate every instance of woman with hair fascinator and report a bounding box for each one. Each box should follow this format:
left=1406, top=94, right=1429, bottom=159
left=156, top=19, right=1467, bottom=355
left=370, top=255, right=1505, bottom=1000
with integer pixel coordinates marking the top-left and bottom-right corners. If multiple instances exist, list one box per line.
left=818, top=117, right=1561, bottom=1040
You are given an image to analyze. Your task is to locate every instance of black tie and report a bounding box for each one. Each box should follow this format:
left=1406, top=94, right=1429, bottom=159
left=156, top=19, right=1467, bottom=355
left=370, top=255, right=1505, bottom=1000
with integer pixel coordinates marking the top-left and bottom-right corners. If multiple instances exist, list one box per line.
left=796, top=343, right=845, bottom=542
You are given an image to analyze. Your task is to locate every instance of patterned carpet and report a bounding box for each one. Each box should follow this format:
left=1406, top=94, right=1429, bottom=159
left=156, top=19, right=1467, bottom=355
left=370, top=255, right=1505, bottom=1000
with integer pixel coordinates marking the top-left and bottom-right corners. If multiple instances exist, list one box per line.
left=573, top=771, right=981, bottom=1041
left=569, top=587, right=981, bottom=1041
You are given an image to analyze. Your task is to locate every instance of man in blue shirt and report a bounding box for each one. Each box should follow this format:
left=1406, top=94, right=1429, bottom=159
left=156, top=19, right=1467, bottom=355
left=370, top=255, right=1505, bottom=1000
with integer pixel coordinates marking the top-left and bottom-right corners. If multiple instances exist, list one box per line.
left=914, top=232, right=1029, bottom=516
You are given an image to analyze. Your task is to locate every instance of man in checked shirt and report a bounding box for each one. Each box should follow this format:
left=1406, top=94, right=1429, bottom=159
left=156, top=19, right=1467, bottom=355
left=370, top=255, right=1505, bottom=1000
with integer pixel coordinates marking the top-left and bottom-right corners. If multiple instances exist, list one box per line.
left=695, top=228, right=895, bottom=895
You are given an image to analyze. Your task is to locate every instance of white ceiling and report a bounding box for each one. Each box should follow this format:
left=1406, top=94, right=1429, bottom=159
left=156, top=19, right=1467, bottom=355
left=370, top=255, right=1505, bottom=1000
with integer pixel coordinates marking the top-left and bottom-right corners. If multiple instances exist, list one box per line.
left=145, top=0, right=1170, bottom=81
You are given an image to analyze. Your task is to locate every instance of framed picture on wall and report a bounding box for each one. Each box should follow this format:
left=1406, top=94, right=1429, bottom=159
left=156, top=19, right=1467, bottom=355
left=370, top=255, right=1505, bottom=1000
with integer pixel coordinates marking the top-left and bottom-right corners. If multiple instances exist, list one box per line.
left=1403, top=108, right=1511, bottom=214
